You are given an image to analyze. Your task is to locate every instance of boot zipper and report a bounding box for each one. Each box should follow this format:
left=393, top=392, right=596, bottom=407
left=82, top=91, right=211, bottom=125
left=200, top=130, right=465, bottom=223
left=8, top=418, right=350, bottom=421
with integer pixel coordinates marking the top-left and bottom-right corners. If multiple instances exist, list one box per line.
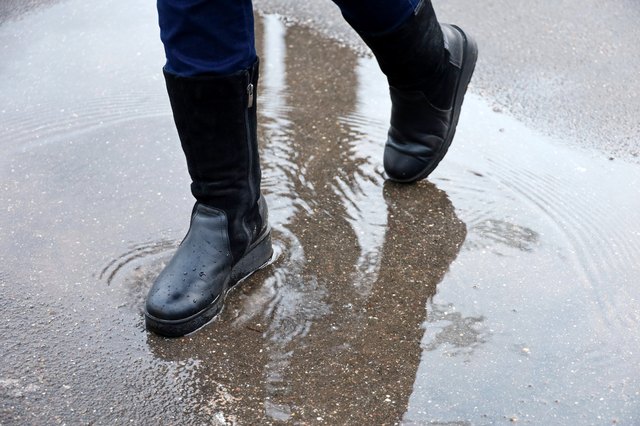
left=247, top=83, right=254, bottom=108
left=245, top=67, right=256, bottom=201
left=244, top=68, right=257, bottom=247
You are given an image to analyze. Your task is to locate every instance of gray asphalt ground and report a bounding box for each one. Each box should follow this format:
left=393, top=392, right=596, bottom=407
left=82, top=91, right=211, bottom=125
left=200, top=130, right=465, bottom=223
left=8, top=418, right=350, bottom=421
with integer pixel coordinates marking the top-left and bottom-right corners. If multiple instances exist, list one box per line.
left=1, top=0, right=639, bottom=424
left=256, top=0, right=640, bottom=160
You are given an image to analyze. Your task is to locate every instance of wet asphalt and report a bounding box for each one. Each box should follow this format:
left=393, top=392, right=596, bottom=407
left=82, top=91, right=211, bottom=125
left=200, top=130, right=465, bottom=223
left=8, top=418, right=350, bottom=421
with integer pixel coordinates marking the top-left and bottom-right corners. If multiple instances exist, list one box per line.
left=1, top=0, right=639, bottom=425
left=256, top=0, right=640, bottom=160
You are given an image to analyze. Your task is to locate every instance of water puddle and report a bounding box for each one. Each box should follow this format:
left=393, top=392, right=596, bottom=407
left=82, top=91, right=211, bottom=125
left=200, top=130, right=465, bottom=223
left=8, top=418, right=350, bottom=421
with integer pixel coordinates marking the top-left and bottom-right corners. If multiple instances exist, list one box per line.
left=1, top=1, right=638, bottom=424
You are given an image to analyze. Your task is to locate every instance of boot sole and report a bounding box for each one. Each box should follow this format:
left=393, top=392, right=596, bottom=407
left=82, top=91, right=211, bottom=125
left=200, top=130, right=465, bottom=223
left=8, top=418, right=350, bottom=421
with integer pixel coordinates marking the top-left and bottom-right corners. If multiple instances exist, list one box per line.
left=387, top=26, right=478, bottom=183
left=144, top=229, right=274, bottom=337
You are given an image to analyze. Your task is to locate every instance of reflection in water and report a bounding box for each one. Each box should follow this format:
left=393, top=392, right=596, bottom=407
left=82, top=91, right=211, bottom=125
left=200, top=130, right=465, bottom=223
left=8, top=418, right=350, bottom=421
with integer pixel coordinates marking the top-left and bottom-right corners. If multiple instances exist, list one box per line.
left=278, top=182, right=465, bottom=422
left=337, top=57, right=389, bottom=298
left=257, top=15, right=331, bottom=419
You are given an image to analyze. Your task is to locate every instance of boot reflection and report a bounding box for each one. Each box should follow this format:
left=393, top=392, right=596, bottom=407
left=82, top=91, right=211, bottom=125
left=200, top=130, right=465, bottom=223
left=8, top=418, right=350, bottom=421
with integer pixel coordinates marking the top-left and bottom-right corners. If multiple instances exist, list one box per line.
left=277, top=180, right=466, bottom=423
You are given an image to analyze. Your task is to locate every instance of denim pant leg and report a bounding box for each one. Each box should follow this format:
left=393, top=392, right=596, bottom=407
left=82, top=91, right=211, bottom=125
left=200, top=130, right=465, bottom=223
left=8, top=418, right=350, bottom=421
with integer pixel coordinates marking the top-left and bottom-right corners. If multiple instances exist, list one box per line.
left=157, top=0, right=424, bottom=77
left=332, top=0, right=422, bottom=35
left=158, top=0, right=256, bottom=76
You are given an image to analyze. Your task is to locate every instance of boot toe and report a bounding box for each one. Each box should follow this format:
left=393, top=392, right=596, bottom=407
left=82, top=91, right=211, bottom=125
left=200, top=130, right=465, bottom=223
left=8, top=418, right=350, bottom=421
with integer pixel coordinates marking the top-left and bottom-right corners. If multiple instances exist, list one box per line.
left=384, top=144, right=430, bottom=182
left=383, top=129, right=446, bottom=182
left=145, top=274, right=221, bottom=322
left=144, top=204, right=234, bottom=336
left=144, top=263, right=230, bottom=337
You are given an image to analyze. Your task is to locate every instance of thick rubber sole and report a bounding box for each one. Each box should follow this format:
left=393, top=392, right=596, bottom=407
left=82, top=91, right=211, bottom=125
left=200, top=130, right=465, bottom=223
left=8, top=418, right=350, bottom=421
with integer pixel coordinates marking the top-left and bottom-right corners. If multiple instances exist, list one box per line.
left=386, top=26, right=478, bottom=183
left=144, top=229, right=274, bottom=338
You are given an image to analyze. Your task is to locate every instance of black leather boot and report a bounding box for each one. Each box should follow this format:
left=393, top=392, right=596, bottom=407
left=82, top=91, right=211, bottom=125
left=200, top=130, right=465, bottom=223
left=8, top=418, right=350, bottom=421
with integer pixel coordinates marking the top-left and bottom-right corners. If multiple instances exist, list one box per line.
left=145, top=60, right=273, bottom=337
left=357, top=1, right=478, bottom=182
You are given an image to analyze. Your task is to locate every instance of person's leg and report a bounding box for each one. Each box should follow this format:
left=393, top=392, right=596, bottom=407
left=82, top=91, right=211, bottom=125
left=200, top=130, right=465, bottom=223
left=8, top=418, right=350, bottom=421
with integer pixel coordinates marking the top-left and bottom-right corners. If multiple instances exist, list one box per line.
left=332, top=0, right=420, bottom=37
left=158, top=0, right=256, bottom=76
left=145, top=0, right=272, bottom=337
left=334, top=0, right=478, bottom=182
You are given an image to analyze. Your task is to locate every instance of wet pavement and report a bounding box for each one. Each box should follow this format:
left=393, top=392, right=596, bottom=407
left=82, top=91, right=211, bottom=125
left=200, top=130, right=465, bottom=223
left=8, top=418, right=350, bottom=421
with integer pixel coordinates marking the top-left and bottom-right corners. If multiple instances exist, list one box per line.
left=1, top=1, right=639, bottom=425
left=256, top=0, right=640, bottom=160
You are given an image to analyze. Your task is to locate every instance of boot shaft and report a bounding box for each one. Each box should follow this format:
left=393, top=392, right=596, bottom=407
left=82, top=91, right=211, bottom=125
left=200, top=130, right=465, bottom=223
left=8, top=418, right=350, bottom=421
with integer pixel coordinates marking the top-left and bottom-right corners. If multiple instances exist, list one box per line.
left=356, top=1, right=453, bottom=109
left=164, top=60, right=264, bottom=262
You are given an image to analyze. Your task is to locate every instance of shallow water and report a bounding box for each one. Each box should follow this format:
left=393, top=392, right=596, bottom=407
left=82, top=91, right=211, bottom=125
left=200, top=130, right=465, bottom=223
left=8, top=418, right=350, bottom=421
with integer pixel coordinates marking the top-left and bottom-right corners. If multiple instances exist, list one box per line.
left=1, top=1, right=639, bottom=424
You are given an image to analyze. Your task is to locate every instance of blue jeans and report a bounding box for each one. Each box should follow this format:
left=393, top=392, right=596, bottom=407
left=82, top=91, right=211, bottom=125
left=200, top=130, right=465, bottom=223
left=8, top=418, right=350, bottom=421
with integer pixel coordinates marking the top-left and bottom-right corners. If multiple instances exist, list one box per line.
left=159, top=0, right=423, bottom=76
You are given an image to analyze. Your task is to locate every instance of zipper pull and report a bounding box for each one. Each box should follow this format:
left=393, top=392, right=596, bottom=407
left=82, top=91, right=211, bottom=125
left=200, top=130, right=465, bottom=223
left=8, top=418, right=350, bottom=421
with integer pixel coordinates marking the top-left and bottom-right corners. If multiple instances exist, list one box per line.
left=247, top=83, right=254, bottom=108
